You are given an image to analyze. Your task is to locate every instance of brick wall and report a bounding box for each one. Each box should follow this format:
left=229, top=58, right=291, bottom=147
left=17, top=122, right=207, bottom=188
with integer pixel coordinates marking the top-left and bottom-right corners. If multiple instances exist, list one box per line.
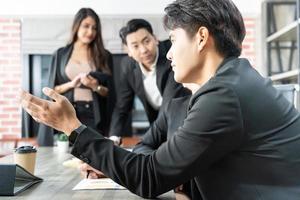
left=241, top=17, right=256, bottom=67
left=0, top=18, right=22, bottom=139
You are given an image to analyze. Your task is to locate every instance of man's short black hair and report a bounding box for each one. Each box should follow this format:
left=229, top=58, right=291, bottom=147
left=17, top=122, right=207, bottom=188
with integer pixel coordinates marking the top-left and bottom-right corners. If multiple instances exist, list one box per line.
left=163, top=0, right=245, bottom=58
left=119, top=19, right=153, bottom=45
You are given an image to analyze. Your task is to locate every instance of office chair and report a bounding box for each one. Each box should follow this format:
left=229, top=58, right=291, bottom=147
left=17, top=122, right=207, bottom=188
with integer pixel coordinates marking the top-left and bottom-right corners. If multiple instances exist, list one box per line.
left=274, top=84, right=298, bottom=109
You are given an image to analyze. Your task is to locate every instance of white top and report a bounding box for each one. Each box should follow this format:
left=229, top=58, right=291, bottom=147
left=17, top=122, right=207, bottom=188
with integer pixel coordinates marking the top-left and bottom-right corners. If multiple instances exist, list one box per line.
left=139, top=48, right=162, bottom=110
left=65, top=60, right=94, bottom=102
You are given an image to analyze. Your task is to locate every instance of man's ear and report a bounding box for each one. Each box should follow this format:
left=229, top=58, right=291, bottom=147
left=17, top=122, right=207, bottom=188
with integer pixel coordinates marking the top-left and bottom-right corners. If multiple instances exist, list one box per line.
left=153, top=34, right=159, bottom=46
left=196, top=26, right=209, bottom=52
left=123, top=45, right=131, bottom=57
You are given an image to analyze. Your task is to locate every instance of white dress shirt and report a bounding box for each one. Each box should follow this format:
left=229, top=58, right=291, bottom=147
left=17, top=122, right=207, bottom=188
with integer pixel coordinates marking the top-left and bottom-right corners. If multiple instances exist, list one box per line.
left=139, top=48, right=163, bottom=110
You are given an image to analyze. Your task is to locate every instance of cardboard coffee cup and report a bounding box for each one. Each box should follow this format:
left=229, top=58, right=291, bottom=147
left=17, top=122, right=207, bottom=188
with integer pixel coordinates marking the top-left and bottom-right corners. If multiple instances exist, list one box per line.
left=14, top=146, right=37, bottom=174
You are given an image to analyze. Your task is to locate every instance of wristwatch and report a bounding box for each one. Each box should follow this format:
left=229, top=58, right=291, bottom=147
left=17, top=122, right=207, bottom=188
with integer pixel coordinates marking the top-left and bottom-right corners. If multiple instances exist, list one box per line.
left=69, top=124, right=87, bottom=144
left=94, top=85, right=102, bottom=92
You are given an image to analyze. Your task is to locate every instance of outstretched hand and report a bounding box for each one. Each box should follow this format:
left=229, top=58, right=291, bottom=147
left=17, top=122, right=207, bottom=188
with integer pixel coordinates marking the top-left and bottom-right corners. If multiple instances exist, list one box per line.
left=20, top=87, right=81, bottom=135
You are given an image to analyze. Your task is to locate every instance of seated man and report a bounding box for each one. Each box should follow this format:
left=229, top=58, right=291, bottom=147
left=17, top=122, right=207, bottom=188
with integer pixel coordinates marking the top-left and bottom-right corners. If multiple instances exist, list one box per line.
left=109, top=19, right=190, bottom=144
left=80, top=83, right=200, bottom=199
left=80, top=83, right=198, bottom=167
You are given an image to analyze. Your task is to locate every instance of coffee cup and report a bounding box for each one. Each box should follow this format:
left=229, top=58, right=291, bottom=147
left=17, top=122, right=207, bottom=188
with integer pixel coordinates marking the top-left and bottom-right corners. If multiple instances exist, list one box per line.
left=14, top=146, right=37, bottom=174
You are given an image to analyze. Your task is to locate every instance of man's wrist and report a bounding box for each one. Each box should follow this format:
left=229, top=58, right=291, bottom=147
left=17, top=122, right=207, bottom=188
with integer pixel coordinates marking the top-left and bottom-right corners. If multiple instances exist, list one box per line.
left=65, top=119, right=82, bottom=136
left=69, top=124, right=87, bottom=144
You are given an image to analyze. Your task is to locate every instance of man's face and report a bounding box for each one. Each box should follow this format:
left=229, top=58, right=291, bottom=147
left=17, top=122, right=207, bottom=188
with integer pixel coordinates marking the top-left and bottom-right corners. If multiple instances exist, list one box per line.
left=125, top=28, right=159, bottom=68
left=167, top=28, right=202, bottom=83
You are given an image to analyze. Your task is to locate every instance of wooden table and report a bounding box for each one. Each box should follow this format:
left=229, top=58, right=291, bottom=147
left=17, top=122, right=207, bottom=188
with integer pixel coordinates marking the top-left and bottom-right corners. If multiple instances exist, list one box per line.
left=0, top=147, right=175, bottom=200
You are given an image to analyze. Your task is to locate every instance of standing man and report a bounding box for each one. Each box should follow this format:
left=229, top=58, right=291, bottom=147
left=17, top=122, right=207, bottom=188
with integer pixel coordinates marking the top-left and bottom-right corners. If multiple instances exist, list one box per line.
left=109, top=19, right=189, bottom=144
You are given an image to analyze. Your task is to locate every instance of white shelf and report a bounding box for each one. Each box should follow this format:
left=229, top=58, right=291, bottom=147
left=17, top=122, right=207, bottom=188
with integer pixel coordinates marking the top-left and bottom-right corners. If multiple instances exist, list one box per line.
left=132, top=121, right=149, bottom=129
left=267, top=19, right=300, bottom=42
left=269, top=69, right=299, bottom=81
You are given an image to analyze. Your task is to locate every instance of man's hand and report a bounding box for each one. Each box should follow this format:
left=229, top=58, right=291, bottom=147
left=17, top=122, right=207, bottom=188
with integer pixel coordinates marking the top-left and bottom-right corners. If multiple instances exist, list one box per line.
left=109, top=136, right=122, bottom=146
left=20, top=87, right=81, bottom=136
left=79, top=163, right=106, bottom=179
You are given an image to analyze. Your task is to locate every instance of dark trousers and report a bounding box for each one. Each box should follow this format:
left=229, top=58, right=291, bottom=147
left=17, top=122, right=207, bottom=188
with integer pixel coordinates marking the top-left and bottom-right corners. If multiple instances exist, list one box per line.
left=73, top=101, right=97, bottom=131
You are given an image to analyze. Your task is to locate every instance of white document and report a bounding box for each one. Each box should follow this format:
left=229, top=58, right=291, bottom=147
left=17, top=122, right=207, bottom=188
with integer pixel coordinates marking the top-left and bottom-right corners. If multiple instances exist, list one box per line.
left=73, top=178, right=125, bottom=190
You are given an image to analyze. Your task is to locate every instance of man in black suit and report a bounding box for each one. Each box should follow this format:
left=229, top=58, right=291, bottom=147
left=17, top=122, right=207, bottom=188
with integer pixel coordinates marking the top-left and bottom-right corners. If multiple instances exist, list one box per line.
left=79, top=83, right=199, bottom=199
left=21, top=0, right=300, bottom=199
left=109, top=19, right=189, bottom=144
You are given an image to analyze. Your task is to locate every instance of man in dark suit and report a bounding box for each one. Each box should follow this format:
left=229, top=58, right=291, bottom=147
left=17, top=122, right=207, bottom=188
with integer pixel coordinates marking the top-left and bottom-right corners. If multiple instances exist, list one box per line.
left=21, top=0, right=300, bottom=199
left=132, top=83, right=199, bottom=155
left=79, top=83, right=199, bottom=199
left=109, top=19, right=189, bottom=144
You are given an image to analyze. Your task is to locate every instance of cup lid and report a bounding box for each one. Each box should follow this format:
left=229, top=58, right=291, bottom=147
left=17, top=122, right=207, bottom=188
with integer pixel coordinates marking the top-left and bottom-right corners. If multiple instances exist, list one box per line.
left=15, top=146, right=37, bottom=153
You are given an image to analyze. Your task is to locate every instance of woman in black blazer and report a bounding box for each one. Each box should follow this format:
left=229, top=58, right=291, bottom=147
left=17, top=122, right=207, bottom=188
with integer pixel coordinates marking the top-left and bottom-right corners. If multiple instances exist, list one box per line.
left=37, top=8, right=115, bottom=146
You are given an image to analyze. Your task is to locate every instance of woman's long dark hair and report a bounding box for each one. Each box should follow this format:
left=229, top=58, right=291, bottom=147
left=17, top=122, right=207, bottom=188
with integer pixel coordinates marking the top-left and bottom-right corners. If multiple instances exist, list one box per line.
left=69, top=8, right=110, bottom=74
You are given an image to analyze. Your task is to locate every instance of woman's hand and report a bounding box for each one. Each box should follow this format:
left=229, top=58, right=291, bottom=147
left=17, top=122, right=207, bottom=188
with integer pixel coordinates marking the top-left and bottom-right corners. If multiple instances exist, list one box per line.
left=80, top=74, right=108, bottom=96
left=70, top=73, right=85, bottom=88
left=80, top=74, right=99, bottom=90
left=20, top=87, right=81, bottom=136
left=54, top=73, right=85, bottom=94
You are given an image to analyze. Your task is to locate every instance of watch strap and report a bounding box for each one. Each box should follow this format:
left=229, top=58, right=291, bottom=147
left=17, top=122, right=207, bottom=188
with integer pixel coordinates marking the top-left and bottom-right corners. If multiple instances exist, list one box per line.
left=69, top=124, right=87, bottom=144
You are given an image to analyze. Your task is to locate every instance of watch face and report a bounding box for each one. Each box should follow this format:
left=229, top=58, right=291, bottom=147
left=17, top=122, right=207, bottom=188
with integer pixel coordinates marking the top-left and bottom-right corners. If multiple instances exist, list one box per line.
left=69, top=131, right=78, bottom=144
left=69, top=125, right=87, bottom=144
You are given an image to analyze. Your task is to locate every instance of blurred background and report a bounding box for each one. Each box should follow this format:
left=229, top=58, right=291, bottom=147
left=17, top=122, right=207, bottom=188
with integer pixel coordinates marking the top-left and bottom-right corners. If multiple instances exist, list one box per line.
left=0, top=0, right=297, bottom=141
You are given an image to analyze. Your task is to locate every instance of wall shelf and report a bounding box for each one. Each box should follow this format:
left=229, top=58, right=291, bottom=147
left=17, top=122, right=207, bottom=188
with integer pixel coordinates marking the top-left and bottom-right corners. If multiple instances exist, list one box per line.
left=269, top=69, right=298, bottom=81
left=264, top=0, right=300, bottom=107
left=267, top=20, right=299, bottom=42
left=264, top=0, right=299, bottom=82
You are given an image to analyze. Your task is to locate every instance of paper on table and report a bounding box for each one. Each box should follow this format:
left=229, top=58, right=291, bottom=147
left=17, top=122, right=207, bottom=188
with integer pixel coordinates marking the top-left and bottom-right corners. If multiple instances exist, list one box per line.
left=73, top=178, right=125, bottom=190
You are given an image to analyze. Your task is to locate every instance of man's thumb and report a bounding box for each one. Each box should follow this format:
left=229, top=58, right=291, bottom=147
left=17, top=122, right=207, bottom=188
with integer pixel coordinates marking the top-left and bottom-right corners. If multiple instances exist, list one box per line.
left=42, top=87, right=60, bottom=102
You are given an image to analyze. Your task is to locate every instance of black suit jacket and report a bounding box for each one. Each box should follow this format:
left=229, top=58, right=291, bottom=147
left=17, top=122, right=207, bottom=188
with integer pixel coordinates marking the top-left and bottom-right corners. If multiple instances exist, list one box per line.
left=133, top=95, right=201, bottom=199
left=38, top=44, right=115, bottom=146
left=133, top=95, right=190, bottom=155
left=71, top=57, right=300, bottom=199
left=109, top=41, right=189, bottom=136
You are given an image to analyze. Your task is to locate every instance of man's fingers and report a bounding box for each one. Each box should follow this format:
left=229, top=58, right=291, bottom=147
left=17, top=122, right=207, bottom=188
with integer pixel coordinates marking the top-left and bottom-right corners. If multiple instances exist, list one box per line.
left=20, top=92, right=44, bottom=118
left=86, top=164, right=102, bottom=174
left=20, top=90, right=49, bottom=125
left=79, top=163, right=89, bottom=171
left=88, top=172, right=99, bottom=179
left=22, top=101, right=47, bottom=125
left=79, top=163, right=104, bottom=178
left=20, top=90, right=50, bottom=114
left=21, top=90, right=49, bottom=108
left=21, top=99, right=41, bottom=114
left=42, top=87, right=64, bottom=102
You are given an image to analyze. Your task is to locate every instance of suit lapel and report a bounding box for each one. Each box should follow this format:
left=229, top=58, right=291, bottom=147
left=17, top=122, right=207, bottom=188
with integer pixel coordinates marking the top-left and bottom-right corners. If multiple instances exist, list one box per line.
left=133, top=62, right=147, bottom=103
left=134, top=41, right=171, bottom=105
left=60, top=45, right=73, bottom=81
left=156, top=45, right=170, bottom=95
